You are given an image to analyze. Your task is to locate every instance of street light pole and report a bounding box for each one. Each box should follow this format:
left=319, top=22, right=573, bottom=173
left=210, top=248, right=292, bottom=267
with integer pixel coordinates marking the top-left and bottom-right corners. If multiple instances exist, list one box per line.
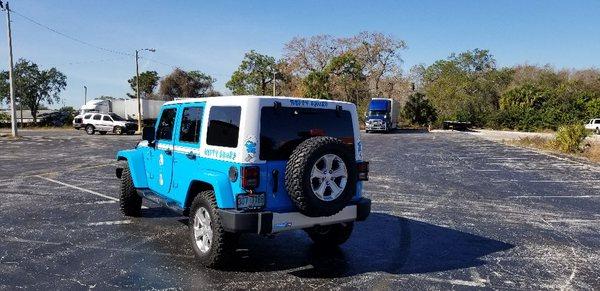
left=135, top=48, right=155, bottom=133
left=84, top=85, right=87, bottom=104
left=3, top=2, right=17, bottom=137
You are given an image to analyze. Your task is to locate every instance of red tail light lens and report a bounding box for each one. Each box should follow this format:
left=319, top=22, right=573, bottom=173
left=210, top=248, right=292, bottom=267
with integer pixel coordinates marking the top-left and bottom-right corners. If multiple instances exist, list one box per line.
left=241, top=166, right=260, bottom=190
left=357, top=161, right=369, bottom=181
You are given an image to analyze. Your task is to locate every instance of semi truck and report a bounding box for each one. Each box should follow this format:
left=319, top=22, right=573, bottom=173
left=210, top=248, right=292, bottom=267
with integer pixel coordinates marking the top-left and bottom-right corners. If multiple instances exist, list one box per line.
left=77, top=99, right=165, bottom=121
left=364, top=98, right=399, bottom=133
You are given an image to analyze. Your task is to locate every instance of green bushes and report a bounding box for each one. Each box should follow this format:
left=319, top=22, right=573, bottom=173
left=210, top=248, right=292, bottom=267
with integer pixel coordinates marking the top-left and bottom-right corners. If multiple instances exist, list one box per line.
left=554, top=124, right=589, bottom=153
left=402, top=93, right=437, bottom=126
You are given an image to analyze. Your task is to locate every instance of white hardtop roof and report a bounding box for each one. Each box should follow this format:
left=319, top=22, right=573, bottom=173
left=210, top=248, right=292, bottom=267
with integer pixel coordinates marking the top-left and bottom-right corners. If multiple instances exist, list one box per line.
left=163, top=95, right=355, bottom=106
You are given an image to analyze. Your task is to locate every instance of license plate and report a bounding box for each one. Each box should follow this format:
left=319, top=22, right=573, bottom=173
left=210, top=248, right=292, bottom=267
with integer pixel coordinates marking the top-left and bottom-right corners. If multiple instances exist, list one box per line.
left=236, top=193, right=265, bottom=210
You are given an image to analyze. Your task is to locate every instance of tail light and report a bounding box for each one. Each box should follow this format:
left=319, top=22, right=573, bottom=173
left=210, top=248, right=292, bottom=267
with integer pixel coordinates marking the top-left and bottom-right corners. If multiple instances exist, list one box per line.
left=241, top=166, right=260, bottom=190
left=357, top=161, right=369, bottom=181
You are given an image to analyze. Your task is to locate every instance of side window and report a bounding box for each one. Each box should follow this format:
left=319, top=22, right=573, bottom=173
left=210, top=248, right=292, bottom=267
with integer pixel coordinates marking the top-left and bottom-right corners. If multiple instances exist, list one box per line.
left=206, top=106, right=241, bottom=148
left=156, top=108, right=177, bottom=140
left=102, top=116, right=112, bottom=121
left=92, top=115, right=101, bottom=120
left=84, top=114, right=92, bottom=119
left=179, top=107, right=204, bottom=144
left=595, top=120, right=600, bottom=124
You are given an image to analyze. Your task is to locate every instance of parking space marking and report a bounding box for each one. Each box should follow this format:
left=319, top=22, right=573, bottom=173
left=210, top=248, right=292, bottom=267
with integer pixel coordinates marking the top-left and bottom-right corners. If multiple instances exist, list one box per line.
left=508, top=195, right=600, bottom=199
left=528, top=180, right=600, bottom=183
left=87, top=220, right=132, bottom=226
left=35, top=175, right=119, bottom=202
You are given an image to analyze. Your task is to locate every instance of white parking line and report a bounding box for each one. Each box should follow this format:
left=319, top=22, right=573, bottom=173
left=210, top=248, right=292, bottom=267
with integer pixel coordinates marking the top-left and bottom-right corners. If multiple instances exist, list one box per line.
left=529, top=180, right=600, bottom=183
left=508, top=195, right=600, bottom=199
left=35, top=175, right=148, bottom=209
left=36, top=175, right=119, bottom=201
left=87, top=220, right=132, bottom=226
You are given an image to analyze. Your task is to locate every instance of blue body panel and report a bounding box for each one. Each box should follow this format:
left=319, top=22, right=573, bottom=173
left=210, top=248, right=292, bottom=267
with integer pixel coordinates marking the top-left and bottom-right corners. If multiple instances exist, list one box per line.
left=117, top=149, right=148, bottom=188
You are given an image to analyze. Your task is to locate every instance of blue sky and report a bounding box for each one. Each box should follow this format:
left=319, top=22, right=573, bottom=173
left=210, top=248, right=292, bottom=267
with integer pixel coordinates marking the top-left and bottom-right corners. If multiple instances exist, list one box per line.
left=1, top=0, right=599, bottom=108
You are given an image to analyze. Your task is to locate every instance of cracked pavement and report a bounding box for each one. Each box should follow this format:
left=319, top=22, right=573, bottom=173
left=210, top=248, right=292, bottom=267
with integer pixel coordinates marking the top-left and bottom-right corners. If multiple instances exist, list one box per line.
left=0, top=129, right=599, bottom=289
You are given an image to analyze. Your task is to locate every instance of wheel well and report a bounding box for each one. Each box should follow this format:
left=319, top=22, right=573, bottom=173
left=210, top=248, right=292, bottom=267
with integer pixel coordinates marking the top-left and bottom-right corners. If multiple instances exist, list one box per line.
left=183, top=181, right=214, bottom=216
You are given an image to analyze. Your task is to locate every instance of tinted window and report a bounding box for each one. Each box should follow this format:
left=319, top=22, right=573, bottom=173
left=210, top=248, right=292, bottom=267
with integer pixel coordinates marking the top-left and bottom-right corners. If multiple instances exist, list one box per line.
left=83, top=114, right=92, bottom=119
left=179, top=107, right=204, bottom=144
left=156, top=108, right=177, bottom=140
left=595, top=120, right=600, bottom=124
left=206, top=106, right=241, bottom=148
left=102, top=116, right=112, bottom=121
left=260, top=107, right=354, bottom=160
left=92, top=115, right=101, bottom=120
left=109, top=113, right=125, bottom=121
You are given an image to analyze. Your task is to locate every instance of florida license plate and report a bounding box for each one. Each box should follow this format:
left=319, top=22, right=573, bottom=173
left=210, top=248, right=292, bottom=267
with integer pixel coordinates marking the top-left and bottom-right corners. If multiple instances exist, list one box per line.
left=236, top=193, right=265, bottom=210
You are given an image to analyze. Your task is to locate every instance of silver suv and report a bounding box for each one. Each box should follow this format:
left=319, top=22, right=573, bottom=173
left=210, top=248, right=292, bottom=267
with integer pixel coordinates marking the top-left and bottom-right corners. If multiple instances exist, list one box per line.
left=82, top=113, right=137, bottom=135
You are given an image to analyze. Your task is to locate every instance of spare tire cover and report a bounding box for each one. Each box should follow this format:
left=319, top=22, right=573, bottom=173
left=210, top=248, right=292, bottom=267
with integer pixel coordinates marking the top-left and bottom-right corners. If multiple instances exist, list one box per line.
left=285, top=136, right=357, bottom=217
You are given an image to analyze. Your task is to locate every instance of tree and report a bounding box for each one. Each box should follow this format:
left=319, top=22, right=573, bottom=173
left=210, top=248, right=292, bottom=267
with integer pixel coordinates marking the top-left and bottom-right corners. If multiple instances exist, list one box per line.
left=325, top=52, right=367, bottom=105
left=159, top=68, right=217, bottom=100
left=0, top=59, right=66, bottom=123
left=402, top=93, right=437, bottom=126
left=127, top=70, right=159, bottom=99
left=226, top=50, right=283, bottom=95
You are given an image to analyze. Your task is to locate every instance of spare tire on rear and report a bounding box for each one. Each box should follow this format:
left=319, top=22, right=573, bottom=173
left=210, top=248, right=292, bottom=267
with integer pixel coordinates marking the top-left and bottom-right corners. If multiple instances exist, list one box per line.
left=285, top=136, right=357, bottom=217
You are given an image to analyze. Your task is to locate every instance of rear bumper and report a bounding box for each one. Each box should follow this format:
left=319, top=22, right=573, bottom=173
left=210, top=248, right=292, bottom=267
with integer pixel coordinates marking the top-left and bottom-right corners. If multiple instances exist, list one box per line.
left=218, top=198, right=371, bottom=234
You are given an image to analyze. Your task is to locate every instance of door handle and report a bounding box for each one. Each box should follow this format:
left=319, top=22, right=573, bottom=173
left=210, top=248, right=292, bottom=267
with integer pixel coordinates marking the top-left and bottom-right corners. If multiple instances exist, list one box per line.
left=164, top=149, right=172, bottom=156
left=272, top=169, right=279, bottom=194
left=186, top=152, right=196, bottom=160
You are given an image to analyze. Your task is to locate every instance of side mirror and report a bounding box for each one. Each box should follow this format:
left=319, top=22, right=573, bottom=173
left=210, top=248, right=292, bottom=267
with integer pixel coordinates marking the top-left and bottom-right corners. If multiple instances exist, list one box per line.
left=142, top=127, right=155, bottom=146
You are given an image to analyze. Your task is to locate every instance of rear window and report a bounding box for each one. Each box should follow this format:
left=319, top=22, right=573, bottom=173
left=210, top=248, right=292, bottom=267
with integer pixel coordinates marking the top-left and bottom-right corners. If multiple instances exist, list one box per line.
left=260, top=106, right=354, bottom=160
left=206, top=106, right=241, bottom=148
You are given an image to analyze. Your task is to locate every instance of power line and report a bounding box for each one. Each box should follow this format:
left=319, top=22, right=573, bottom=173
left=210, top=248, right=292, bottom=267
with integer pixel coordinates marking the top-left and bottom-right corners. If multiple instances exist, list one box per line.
left=10, top=9, right=132, bottom=56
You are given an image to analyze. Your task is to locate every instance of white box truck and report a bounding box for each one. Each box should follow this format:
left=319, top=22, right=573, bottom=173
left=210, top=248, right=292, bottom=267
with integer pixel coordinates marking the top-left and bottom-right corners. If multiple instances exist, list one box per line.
left=365, top=98, right=399, bottom=133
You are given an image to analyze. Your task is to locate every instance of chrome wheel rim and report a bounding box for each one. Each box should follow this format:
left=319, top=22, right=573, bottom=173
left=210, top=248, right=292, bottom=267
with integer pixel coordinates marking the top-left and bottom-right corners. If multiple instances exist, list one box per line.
left=193, top=207, right=212, bottom=253
left=310, top=154, right=348, bottom=201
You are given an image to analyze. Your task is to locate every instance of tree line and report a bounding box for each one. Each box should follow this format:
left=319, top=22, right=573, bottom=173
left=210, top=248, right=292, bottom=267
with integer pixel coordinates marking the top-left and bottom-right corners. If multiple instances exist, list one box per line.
left=2, top=31, right=600, bottom=130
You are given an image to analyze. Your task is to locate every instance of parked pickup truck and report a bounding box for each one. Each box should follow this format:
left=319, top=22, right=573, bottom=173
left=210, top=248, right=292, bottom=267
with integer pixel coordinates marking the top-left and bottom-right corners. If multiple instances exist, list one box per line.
left=585, top=118, right=600, bottom=134
left=116, top=96, right=371, bottom=268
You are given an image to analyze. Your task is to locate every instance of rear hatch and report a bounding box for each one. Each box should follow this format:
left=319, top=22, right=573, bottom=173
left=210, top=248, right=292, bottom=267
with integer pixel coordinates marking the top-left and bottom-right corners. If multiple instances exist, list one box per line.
left=259, top=105, right=355, bottom=212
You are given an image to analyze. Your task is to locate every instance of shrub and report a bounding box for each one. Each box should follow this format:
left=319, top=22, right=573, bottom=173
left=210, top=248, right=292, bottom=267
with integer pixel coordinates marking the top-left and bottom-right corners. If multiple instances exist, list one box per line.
left=402, top=92, right=437, bottom=126
left=554, top=124, right=589, bottom=153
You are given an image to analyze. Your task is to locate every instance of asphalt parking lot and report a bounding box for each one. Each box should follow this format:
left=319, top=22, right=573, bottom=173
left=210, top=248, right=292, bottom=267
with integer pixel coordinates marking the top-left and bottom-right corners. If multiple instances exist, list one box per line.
left=1, top=129, right=599, bottom=289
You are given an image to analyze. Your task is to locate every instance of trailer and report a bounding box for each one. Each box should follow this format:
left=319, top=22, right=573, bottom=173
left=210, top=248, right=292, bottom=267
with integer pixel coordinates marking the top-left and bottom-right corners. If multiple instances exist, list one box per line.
left=364, top=98, right=400, bottom=133
left=78, top=99, right=165, bottom=121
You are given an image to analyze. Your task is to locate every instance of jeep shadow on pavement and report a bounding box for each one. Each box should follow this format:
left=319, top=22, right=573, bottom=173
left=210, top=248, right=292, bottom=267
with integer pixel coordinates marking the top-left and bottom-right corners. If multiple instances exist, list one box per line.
left=116, top=96, right=371, bottom=268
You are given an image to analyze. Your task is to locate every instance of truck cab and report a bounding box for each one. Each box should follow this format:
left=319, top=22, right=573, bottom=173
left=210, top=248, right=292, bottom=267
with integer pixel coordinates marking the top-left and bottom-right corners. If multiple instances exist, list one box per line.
left=365, top=98, right=399, bottom=133
left=585, top=118, right=600, bottom=134
left=116, top=96, right=371, bottom=268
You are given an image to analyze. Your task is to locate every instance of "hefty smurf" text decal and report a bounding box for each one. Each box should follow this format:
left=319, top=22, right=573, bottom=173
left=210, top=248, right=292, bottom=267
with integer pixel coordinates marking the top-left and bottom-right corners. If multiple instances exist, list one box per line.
left=289, top=100, right=328, bottom=108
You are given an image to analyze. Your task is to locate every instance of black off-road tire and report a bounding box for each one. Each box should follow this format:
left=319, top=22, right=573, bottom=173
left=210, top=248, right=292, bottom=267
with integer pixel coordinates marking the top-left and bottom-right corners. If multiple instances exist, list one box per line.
left=114, top=126, right=123, bottom=135
left=119, top=164, right=142, bottom=217
left=85, top=124, right=95, bottom=135
left=305, top=222, right=354, bottom=247
left=285, top=136, right=357, bottom=217
left=189, top=190, right=238, bottom=268
left=596, top=128, right=600, bottom=135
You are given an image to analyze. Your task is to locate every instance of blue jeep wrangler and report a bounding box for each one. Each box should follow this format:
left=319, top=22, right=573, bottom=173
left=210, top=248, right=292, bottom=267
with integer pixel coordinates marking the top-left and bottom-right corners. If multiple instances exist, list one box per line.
left=116, top=96, right=371, bottom=267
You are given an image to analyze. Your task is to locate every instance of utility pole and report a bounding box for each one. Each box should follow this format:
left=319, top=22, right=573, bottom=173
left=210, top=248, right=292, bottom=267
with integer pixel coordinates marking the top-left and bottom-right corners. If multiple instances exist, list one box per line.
left=84, top=86, right=87, bottom=104
left=2, top=1, right=17, bottom=137
left=135, top=48, right=155, bottom=133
